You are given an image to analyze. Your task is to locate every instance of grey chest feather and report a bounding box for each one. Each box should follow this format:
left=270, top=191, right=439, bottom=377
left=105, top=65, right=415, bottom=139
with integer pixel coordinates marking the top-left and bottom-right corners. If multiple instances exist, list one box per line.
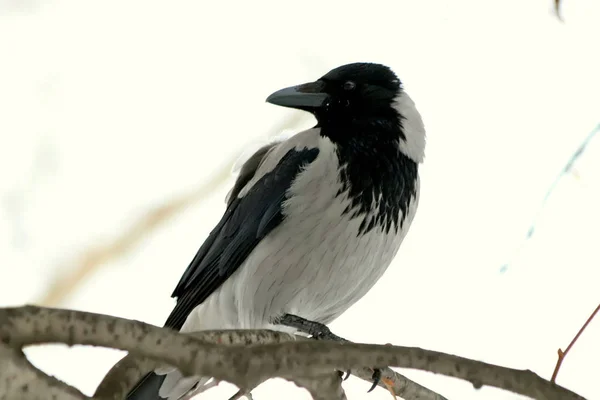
left=228, top=142, right=420, bottom=327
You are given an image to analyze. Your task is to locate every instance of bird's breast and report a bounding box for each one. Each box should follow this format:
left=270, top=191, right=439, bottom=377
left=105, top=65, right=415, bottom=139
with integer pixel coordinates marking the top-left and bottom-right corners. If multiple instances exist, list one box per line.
left=231, top=142, right=420, bottom=328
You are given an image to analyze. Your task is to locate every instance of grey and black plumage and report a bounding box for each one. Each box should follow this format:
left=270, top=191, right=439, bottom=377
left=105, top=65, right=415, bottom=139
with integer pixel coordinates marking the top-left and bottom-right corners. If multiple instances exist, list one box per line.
left=126, top=62, right=426, bottom=400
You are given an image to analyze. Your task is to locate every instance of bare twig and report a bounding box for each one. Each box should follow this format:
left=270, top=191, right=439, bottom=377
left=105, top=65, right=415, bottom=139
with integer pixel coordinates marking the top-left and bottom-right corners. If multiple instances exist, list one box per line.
left=36, top=160, right=234, bottom=307
left=0, top=306, right=586, bottom=400
left=551, top=303, right=600, bottom=383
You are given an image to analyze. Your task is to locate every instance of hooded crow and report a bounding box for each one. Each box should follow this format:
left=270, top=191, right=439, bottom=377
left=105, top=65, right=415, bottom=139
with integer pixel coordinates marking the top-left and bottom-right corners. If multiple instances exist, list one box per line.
left=126, top=62, right=426, bottom=400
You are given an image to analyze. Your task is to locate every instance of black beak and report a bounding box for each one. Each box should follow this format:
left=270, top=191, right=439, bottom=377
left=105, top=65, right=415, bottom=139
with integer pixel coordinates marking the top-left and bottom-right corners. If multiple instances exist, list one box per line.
left=266, top=81, right=328, bottom=110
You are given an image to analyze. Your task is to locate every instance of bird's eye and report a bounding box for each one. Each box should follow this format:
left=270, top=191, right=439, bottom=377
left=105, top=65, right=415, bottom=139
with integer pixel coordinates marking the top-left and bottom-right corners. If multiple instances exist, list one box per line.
left=343, top=81, right=356, bottom=91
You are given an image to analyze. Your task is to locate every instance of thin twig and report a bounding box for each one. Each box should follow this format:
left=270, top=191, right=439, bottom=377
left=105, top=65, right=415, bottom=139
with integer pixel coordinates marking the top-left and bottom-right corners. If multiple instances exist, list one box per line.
left=501, top=123, right=600, bottom=272
left=551, top=303, right=600, bottom=383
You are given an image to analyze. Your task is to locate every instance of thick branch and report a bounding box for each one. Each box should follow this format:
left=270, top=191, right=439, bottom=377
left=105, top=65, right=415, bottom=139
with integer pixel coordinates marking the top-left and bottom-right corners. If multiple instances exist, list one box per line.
left=95, top=330, right=298, bottom=400
left=0, top=343, right=87, bottom=400
left=291, top=373, right=347, bottom=400
left=0, top=306, right=586, bottom=400
left=95, top=354, right=156, bottom=400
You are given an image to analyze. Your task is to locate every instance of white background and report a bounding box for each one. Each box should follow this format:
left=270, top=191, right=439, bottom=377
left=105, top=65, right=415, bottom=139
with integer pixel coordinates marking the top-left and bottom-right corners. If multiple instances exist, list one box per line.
left=1, top=0, right=599, bottom=399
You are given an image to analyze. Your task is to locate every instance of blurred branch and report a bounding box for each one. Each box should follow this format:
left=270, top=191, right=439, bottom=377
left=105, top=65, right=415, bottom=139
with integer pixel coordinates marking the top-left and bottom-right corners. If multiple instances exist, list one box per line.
left=37, top=160, right=234, bottom=307
left=501, top=123, right=600, bottom=272
left=36, top=112, right=311, bottom=307
left=554, top=0, right=562, bottom=20
left=551, top=303, right=600, bottom=383
left=0, top=306, right=587, bottom=400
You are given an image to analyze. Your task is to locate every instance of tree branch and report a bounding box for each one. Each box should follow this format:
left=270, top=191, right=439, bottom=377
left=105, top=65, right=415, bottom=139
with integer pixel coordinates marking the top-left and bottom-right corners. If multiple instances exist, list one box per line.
left=276, top=313, right=447, bottom=400
left=0, top=342, right=87, bottom=400
left=95, top=329, right=298, bottom=400
left=95, top=354, right=156, bottom=400
left=0, top=306, right=587, bottom=400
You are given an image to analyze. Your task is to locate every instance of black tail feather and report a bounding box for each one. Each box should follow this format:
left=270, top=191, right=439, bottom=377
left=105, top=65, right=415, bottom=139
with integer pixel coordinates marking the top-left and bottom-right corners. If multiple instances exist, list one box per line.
left=126, top=372, right=166, bottom=400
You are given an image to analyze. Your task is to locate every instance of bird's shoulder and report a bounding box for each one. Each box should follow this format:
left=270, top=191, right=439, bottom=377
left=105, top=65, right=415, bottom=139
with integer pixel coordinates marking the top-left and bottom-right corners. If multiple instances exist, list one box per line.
left=232, top=128, right=327, bottom=200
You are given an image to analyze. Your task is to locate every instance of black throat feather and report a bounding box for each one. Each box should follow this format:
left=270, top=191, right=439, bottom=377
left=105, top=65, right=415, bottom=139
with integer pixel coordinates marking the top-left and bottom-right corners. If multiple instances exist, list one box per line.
left=322, top=116, right=418, bottom=236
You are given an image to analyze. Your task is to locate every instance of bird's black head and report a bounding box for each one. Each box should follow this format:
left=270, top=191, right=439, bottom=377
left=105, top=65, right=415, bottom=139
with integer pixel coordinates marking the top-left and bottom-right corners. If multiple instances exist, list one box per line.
left=267, top=62, right=426, bottom=164
left=266, top=62, right=402, bottom=127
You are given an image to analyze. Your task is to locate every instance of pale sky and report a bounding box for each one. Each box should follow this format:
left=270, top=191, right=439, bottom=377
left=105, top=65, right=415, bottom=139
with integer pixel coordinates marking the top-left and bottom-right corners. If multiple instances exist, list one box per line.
left=0, top=0, right=599, bottom=399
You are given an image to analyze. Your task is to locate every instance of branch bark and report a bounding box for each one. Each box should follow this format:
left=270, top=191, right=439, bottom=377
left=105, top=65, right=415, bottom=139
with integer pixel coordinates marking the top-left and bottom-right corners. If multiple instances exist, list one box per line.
left=0, top=342, right=87, bottom=400
left=0, top=306, right=587, bottom=400
left=276, top=313, right=447, bottom=400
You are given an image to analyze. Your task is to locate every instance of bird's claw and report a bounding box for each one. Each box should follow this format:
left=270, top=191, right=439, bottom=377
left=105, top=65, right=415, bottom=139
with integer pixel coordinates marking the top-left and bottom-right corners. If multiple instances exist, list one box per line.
left=368, top=368, right=382, bottom=393
left=343, top=370, right=351, bottom=381
left=337, top=369, right=351, bottom=381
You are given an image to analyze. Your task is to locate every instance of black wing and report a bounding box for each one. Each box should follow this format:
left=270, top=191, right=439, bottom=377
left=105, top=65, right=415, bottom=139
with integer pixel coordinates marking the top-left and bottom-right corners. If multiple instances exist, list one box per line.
left=163, top=146, right=320, bottom=330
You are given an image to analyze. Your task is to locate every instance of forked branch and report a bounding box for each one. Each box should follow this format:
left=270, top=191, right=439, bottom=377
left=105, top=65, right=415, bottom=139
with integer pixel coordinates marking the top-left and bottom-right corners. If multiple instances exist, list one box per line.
left=0, top=306, right=586, bottom=400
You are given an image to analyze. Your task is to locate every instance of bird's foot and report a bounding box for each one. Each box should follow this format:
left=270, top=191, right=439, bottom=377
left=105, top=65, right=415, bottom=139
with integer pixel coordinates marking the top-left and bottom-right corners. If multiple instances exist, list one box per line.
left=308, top=322, right=336, bottom=341
left=275, top=315, right=351, bottom=382
left=274, top=314, right=346, bottom=341
left=275, top=314, right=396, bottom=394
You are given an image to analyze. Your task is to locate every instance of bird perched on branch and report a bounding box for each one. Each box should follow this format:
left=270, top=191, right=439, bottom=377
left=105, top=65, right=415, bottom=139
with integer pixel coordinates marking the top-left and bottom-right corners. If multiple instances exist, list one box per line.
left=126, top=62, right=426, bottom=400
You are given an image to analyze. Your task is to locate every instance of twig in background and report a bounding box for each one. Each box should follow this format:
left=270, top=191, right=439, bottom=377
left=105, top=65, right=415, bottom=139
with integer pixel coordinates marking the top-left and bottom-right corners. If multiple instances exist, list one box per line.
left=37, top=159, right=234, bottom=307
left=500, top=123, right=600, bottom=272
left=554, top=0, right=563, bottom=21
left=35, top=111, right=311, bottom=307
left=551, top=303, right=600, bottom=383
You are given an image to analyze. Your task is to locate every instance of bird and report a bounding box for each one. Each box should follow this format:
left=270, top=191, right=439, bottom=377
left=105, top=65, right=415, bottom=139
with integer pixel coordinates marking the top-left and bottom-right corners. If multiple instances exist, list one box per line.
left=125, top=62, right=426, bottom=400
